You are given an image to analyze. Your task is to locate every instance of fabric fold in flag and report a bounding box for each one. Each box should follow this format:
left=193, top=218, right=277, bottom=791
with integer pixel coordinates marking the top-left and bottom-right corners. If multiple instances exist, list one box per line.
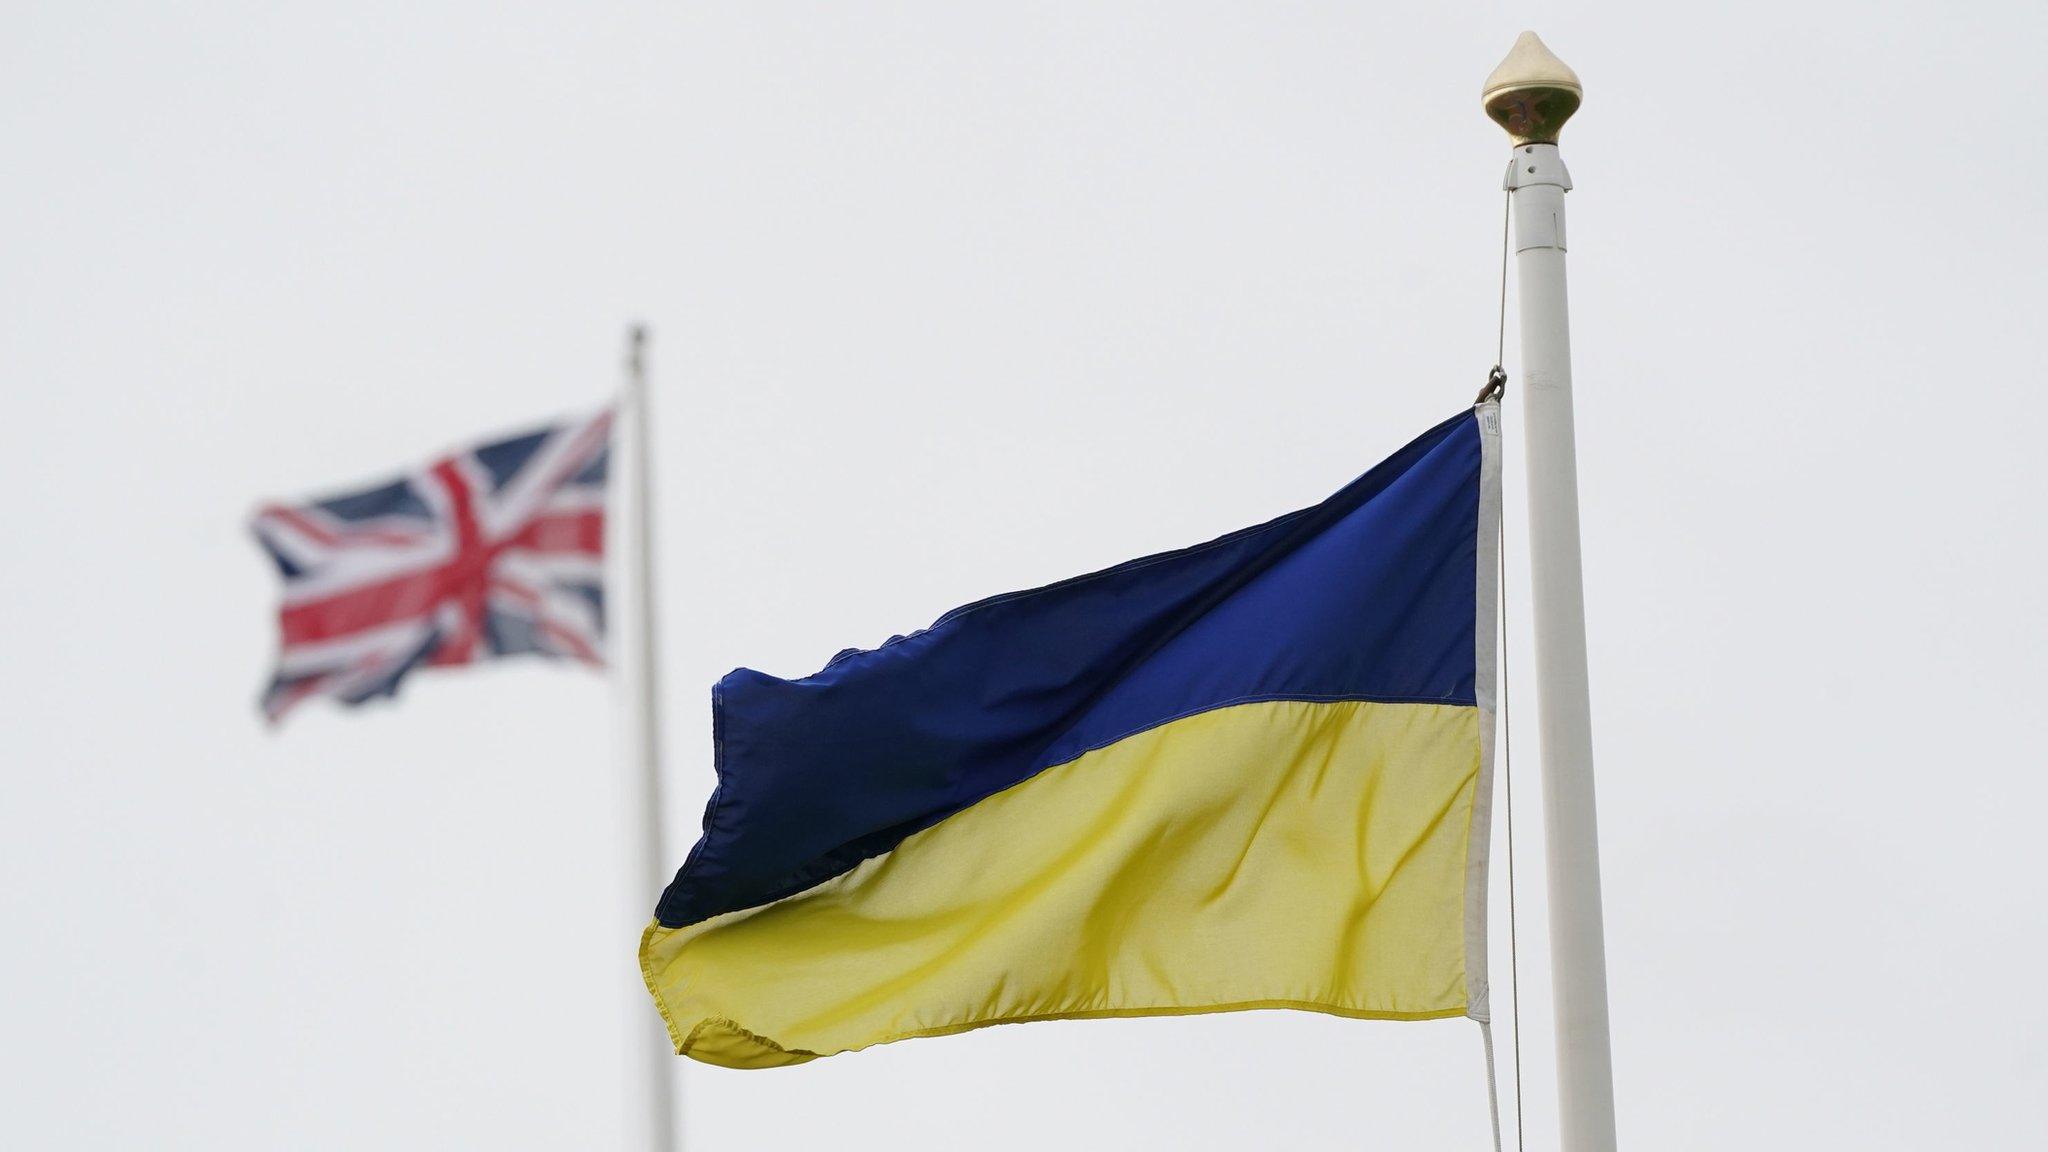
left=251, top=409, right=611, bottom=723
left=643, top=401, right=1502, bottom=1067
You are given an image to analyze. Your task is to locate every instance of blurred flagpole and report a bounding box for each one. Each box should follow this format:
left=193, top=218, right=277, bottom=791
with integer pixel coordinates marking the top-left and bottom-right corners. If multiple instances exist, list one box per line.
left=1484, top=34, right=1618, bottom=1152
left=623, top=324, right=679, bottom=1152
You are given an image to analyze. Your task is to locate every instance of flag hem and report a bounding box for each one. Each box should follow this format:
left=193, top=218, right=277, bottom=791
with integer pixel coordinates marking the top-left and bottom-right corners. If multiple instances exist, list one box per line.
left=1463, top=398, right=1503, bottom=1023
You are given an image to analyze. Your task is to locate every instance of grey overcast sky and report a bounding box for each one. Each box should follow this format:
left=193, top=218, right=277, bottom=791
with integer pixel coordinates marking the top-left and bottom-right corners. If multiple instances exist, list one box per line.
left=4, top=2, right=2044, bottom=1149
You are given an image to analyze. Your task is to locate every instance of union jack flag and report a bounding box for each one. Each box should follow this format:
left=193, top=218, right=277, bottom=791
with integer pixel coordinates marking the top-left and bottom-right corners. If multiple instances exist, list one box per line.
left=252, top=409, right=611, bottom=723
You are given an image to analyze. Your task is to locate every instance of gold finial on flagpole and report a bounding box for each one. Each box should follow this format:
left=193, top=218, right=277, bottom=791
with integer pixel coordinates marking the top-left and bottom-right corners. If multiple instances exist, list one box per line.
left=1482, top=32, right=1582, bottom=145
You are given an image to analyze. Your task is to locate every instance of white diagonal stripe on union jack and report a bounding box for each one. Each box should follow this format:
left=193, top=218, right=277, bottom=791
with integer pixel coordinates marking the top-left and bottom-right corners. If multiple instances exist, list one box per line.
left=252, top=408, right=611, bottom=722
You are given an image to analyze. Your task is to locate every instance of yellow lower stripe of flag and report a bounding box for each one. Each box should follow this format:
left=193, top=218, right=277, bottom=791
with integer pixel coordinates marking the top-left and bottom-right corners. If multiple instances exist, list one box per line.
left=640, top=698, right=1484, bottom=1068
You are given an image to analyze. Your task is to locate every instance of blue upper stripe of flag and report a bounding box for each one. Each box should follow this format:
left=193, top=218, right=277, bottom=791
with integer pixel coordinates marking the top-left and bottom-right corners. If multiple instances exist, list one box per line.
left=656, top=408, right=1483, bottom=929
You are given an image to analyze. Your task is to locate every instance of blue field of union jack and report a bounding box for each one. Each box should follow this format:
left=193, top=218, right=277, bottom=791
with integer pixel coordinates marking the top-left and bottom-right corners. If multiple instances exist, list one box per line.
left=251, top=409, right=611, bottom=722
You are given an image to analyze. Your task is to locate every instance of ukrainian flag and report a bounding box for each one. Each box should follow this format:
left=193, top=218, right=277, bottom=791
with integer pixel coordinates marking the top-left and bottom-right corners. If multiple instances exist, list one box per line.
left=642, top=402, right=1502, bottom=1068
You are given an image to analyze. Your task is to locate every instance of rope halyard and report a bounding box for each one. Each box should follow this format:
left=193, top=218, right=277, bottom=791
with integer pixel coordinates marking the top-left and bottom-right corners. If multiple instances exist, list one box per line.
left=1496, top=188, right=1511, bottom=368
left=1475, top=187, right=1513, bottom=406
left=1475, top=180, right=1525, bottom=1152
left=1499, top=520, right=1526, bottom=1152
left=1479, top=521, right=1527, bottom=1152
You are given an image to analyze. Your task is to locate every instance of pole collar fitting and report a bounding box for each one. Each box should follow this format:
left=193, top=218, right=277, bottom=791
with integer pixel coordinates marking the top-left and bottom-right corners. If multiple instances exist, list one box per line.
left=1503, top=143, right=1572, bottom=192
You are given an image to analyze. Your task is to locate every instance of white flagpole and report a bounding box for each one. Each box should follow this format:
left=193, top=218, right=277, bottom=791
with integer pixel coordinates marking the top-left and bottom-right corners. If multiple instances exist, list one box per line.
left=623, top=324, right=678, bottom=1152
left=1483, top=33, right=1618, bottom=1151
